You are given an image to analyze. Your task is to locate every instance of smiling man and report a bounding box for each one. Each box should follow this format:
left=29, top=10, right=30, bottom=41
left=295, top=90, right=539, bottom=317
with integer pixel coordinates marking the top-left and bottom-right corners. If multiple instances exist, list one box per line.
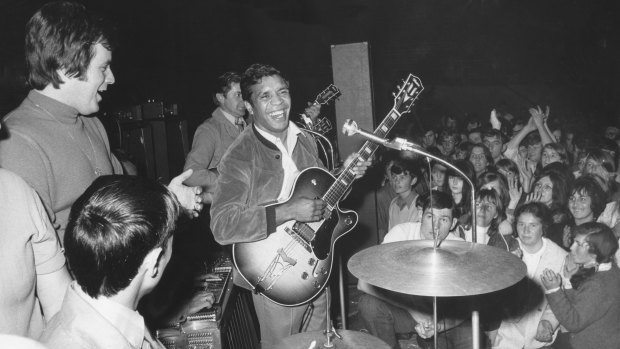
left=210, top=63, right=370, bottom=347
left=0, top=2, right=202, bottom=242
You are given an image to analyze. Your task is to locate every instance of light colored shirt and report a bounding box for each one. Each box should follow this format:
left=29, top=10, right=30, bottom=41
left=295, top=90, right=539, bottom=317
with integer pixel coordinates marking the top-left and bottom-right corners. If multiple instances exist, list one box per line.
left=388, top=193, right=420, bottom=230
left=0, top=169, right=66, bottom=339
left=221, top=108, right=246, bottom=129
left=519, top=238, right=547, bottom=279
left=74, top=283, right=146, bottom=348
left=255, top=123, right=302, bottom=202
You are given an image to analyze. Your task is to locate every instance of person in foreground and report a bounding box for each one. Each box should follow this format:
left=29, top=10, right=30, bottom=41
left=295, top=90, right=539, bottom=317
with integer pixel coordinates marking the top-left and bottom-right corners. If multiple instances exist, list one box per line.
left=541, top=222, right=620, bottom=349
left=358, top=191, right=476, bottom=349
left=40, top=175, right=180, bottom=349
left=210, top=63, right=369, bottom=348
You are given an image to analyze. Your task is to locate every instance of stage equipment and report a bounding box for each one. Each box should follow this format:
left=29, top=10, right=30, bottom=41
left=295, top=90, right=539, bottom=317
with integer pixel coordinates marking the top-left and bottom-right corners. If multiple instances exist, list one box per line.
left=349, top=240, right=526, bottom=349
left=274, top=330, right=390, bottom=349
left=231, top=74, right=423, bottom=306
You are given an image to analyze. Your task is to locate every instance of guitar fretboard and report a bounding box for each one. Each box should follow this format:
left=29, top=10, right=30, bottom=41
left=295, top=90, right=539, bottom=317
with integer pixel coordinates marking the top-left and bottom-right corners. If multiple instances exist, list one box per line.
left=322, top=108, right=402, bottom=208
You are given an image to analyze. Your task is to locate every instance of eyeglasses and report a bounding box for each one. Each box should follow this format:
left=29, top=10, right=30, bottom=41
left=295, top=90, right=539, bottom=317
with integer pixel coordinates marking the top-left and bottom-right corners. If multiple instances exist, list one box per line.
left=573, top=239, right=589, bottom=248
left=534, top=183, right=552, bottom=192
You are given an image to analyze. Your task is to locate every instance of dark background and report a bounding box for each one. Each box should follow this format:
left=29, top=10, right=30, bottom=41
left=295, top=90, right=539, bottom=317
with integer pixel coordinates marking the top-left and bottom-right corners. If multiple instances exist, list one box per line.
left=1, top=0, right=619, bottom=133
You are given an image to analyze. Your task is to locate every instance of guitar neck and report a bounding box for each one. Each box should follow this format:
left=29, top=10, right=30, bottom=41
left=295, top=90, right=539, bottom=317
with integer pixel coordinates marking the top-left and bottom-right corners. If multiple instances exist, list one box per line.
left=322, top=108, right=402, bottom=208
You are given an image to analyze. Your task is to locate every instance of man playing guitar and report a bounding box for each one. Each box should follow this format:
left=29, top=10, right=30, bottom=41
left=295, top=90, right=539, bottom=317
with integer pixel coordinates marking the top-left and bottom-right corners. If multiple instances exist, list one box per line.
left=210, top=63, right=369, bottom=348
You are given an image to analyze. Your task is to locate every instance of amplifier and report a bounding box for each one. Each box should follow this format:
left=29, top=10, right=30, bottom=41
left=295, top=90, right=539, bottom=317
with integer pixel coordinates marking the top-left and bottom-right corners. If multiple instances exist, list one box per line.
left=156, top=257, right=260, bottom=349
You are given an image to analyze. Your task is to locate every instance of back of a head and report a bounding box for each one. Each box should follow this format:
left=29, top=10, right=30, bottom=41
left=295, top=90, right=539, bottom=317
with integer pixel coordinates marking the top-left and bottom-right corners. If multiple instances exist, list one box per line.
left=26, top=1, right=116, bottom=90
left=65, top=175, right=180, bottom=298
left=240, top=63, right=288, bottom=102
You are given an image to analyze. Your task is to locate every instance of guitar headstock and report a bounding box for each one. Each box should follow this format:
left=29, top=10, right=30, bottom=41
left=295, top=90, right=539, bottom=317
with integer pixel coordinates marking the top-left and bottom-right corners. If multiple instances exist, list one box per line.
left=393, top=74, right=423, bottom=115
left=316, top=84, right=341, bottom=105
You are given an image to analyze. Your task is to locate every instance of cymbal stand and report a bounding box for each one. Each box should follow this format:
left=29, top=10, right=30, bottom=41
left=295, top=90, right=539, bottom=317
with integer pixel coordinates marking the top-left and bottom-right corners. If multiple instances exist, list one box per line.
left=322, top=288, right=341, bottom=348
left=397, top=138, right=480, bottom=349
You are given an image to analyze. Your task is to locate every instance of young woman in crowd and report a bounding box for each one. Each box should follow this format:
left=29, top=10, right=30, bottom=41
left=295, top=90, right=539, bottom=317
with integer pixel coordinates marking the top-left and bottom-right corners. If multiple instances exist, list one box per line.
left=541, top=222, right=620, bottom=349
left=446, top=160, right=475, bottom=229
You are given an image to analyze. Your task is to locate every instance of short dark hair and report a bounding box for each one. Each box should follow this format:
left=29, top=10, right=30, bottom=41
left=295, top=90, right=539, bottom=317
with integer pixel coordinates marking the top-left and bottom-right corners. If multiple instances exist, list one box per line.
left=417, top=190, right=454, bottom=216
left=573, top=222, right=618, bottom=264
left=524, top=131, right=542, bottom=146
left=482, top=128, right=505, bottom=144
left=391, top=158, right=421, bottom=181
left=514, top=202, right=552, bottom=235
left=65, top=175, right=180, bottom=298
left=570, top=175, right=607, bottom=219
left=241, top=63, right=289, bottom=104
left=212, top=71, right=242, bottom=106
left=25, top=1, right=116, bottom=90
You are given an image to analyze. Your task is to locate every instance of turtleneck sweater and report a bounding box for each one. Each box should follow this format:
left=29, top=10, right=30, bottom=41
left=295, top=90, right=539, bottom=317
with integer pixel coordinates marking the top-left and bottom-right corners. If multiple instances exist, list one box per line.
left=0, top=90, right=122, bottom=242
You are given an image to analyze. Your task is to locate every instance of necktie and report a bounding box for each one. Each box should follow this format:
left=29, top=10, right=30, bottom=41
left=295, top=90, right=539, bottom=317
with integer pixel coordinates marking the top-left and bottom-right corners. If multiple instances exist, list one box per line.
left=235, top=118, right=244, bottom=133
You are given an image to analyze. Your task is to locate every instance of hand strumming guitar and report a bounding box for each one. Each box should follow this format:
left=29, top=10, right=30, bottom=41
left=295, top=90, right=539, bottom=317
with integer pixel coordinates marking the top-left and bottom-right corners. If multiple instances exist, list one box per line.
left=275, top=196, right=327, bottom=226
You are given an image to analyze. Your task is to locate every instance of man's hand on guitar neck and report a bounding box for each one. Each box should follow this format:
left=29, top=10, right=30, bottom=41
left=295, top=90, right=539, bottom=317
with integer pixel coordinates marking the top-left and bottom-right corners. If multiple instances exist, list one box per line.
left=275, top=196, right=327, bottom=225
left=343, top=152, right=372, bottom=179
left=304, top=103, right=321, bottom=123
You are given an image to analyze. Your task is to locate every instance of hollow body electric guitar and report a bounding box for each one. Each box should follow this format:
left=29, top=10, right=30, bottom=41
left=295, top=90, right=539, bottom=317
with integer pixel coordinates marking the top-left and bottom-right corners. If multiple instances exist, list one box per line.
left=233, top=75, right=424, bottom=306
left=299, top=84, right=341, bottom=134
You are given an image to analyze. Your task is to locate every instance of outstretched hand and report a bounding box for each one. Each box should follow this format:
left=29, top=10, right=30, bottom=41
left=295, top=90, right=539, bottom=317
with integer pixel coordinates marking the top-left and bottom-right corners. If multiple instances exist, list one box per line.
left=169, top=169, right=203, bottom=218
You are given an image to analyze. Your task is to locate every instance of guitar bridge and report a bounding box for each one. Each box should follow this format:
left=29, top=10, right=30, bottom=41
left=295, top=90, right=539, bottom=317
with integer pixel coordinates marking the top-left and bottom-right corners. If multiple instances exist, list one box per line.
left=284, top=226, right=312, bottom=253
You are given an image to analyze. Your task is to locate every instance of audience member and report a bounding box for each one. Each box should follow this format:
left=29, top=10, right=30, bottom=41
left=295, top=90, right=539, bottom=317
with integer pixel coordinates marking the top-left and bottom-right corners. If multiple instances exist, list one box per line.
left=542, top=222, right=620, bottom=349
left=388, top=158, right=422, bottom=232
left=40, top=175, right=181, bottom=348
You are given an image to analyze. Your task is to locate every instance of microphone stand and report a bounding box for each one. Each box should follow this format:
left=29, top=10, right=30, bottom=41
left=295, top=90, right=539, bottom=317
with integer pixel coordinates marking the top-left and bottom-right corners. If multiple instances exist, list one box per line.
left=391, top=137, right=480, bottom=349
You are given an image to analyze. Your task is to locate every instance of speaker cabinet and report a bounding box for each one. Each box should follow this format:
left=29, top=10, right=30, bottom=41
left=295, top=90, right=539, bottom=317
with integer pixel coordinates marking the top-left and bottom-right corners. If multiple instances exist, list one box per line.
left=331, top=42, right=382, bottom=286
left=149, top=118, right=189, bottom=183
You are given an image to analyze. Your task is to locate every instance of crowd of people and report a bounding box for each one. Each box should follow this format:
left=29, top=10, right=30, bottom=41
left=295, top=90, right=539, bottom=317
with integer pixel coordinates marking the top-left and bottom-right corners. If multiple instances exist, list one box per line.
left=2, top=1, right=620, bottom=349
left=365, top=104, right=620, bottom=348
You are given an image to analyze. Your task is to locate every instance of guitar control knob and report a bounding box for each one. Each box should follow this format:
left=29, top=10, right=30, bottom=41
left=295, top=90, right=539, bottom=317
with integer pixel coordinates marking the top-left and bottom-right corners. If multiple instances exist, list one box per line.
left=344, top=217, right=353, bottom=225
left=313, top=281, right=321, bottom=289
left=308, top=258, right=315, bottom=266
left=320, top=267, right=328, bottom=275
left=301, top=272, right=309, bottom=280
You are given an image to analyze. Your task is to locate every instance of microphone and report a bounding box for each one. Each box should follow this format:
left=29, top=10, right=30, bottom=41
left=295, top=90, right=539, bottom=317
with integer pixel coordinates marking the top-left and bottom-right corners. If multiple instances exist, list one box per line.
left=341, top=119, right=423, bottom=151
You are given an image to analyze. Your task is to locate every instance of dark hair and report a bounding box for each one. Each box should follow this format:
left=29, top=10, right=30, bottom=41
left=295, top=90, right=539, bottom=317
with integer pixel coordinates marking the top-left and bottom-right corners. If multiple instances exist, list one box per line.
left=534, top=170, right=570, bottom=210
left=542, top=143, right=569, bottom=165
left=445, top=160, right=475, bottom=225
left=496, top=158, right=520, bottom=178
left=417, top=190, right=454, bottom=216
left=391, top=158, right=421, bottom=180
left=477, top=170, right=510, bottom=209
left=241, top=63, right=289, bottom=104
left=25, top=1, right=116, bottom=90
left=514, top=202, right=552, bottom=235
left=212, top=71, right=242, bottom=105
left=65, top=175, right=180, bottom=298
left=569, top=222, right=619, bottom=289
left=524, top=131, right=542, bottom=147
left=570, top=176, right=607, bottom=220
left=482, top=128, right=505, bottom=144
left=439, top=129, right=459, bottom=144
left=477, top=188, right=507, bottom=234
left=469, top=143, right=494, bottom=166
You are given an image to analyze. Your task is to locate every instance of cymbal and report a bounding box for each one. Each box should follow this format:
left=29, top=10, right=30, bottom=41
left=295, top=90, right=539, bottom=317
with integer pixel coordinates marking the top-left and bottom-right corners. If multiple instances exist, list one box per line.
left=348, top=240, right=526, bottom=297
left=274, top=330, right=390, bottom=349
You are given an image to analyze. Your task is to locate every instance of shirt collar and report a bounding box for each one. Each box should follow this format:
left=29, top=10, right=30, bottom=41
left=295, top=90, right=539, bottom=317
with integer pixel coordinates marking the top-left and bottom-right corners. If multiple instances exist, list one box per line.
left=598, top=262, right=612, bottom=272
left=219, top=107, right=245, bottom=126
left=255, top=122, right=302, bottom=151
left=73, top=282, right=146, bottom=348
left=28, top=90, right=80, bottom=122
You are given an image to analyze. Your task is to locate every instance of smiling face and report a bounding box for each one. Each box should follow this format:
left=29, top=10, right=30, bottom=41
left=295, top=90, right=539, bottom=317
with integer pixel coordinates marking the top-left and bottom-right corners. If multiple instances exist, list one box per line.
left=469, top=146, right=488, bottom=174
left=61, top=43, right=114, bottom=115
left=569, top=190, right=594, bottom=224
left=244, top=75, right=291, bottom=138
